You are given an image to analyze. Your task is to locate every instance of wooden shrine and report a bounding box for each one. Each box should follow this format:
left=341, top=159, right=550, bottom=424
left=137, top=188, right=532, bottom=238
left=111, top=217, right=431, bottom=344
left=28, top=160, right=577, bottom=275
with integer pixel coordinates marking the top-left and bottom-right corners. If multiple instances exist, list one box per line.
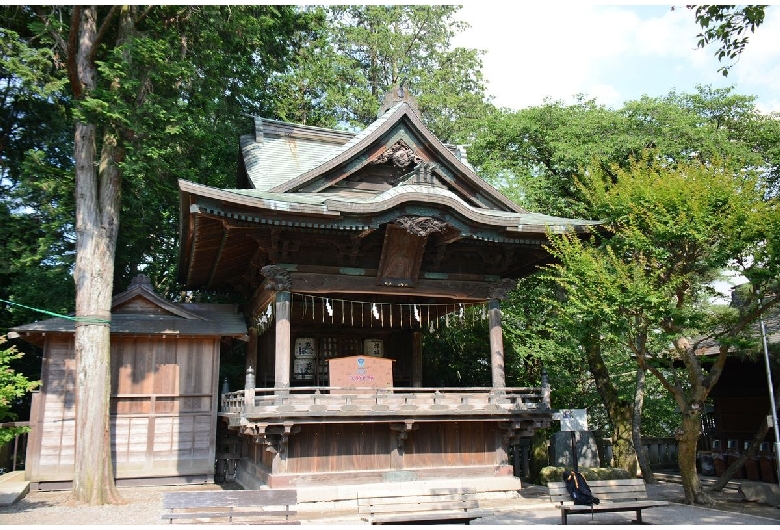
left=10, top=275, right=247, bottom=489
left=179, top=88, right=597, bottom=497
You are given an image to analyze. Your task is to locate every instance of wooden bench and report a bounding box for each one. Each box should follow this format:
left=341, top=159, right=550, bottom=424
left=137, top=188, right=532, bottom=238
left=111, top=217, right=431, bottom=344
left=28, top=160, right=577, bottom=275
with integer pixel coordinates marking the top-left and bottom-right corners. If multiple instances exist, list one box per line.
left=548, top=478, right=668, bottom=525
left=161, top=489, right=299, bottom=524
left=358, top=487, right=491, bottom=525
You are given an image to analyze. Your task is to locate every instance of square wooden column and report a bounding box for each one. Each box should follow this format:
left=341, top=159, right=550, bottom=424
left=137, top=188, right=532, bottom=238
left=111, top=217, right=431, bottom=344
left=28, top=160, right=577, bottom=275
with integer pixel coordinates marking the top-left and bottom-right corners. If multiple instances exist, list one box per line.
left=274, top=290, right=291, bottom=390
left=488, top=279, right=517, bottom=390
left=488, top=299, right=506, bottom=389
left=245, top=327, right=258, bottom=377
left=260, top=265, right=293, bottom=392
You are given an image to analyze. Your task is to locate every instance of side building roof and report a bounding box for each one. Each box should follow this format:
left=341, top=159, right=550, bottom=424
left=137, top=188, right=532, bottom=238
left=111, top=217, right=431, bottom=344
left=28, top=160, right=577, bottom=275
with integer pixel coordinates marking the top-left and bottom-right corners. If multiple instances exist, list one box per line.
left=10, top=275, right=247, bottom=347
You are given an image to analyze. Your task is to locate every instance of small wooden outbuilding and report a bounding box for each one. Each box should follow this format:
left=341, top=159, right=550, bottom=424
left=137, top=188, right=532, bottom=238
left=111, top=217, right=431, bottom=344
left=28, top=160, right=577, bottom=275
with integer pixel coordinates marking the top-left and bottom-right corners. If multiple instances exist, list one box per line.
left=10, top=275, right=247, bottom=489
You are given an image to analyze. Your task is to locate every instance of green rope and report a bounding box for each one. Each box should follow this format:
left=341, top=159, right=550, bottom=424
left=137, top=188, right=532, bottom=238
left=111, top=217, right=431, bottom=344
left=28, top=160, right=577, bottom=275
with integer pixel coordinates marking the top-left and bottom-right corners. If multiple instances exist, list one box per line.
left=0, top=297, right=111, bottom=324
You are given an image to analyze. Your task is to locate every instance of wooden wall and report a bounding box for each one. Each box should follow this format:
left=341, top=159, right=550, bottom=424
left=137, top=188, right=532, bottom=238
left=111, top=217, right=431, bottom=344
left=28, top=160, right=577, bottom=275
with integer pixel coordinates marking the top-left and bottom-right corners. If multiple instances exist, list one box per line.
left=27, top=334, right=219, bottom=484
left=244, top=421, right=502, bottom=477
left=287, top=423, right=394, bottom=473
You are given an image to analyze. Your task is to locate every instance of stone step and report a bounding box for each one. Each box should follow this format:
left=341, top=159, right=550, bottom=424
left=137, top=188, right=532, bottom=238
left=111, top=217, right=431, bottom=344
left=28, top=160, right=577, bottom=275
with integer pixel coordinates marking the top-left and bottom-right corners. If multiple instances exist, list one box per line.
left=0, top=471, right=30, bottom=506
left=654, top=471, right=741, bottom=492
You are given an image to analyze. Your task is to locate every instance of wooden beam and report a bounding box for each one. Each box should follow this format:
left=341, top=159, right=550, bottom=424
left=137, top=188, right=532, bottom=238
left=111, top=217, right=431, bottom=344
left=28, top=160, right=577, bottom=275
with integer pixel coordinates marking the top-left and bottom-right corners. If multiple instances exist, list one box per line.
left=376, top=224, right=427, bottom=287
left=290, top=272, right=490, bottom=301
left=248, top=283, right=276, bottom=319
left=206, top=223, right=229, bottom=289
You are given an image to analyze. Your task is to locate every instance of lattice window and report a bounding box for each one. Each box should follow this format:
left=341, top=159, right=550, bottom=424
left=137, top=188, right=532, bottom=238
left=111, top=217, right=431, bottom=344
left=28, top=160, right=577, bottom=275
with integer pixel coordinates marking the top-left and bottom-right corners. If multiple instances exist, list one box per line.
left=316, top=337, right=362, bottom=385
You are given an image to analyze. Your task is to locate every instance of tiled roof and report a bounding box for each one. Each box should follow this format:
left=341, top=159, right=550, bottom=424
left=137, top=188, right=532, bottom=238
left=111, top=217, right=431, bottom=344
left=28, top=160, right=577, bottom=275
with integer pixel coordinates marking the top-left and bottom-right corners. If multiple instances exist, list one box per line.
left=10, top=304, right=247, bottom=337
left=243, top=117, right=357, bottom=191
left=10, top=275, right=247, bottom=338
left=184, top=181, right=599, bottom=234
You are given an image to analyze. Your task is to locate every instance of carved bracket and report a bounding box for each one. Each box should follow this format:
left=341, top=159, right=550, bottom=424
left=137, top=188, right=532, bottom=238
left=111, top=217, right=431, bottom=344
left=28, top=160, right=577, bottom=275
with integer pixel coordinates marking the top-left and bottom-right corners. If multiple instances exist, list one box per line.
left=394, top=216, right=448, bottom=238
left=488, top=278, right=518, bottom=300
left=498, top=420, right=547, bottom=447
left=261, top=265, right=292, bottom=291
left=389, top=421, right=418, bottom=452
left=241, top=422, right=301, bottom=455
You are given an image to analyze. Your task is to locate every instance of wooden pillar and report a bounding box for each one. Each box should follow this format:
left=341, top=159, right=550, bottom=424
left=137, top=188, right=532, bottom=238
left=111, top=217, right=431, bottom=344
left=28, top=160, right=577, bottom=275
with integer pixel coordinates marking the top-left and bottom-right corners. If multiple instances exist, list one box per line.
left=274, top=291, right=291, bottom=390
left=244, top=366, right=255, bottom=407
left=487, top=279, right=516, bottom=390
left=246, top=327, right=258, bottom=380
left=412, top=331, right=423, bottom=387
left=488, top=299, right=506, bottom=389
left=260, top=265, right=293, bottom=392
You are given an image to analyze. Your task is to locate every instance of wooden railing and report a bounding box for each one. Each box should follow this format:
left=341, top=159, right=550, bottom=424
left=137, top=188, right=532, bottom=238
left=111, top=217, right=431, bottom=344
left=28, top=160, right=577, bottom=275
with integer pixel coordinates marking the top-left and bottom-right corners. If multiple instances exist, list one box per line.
left=0, top=422, right=29, bottom=473
left=220, top=386, right=551, bottom=418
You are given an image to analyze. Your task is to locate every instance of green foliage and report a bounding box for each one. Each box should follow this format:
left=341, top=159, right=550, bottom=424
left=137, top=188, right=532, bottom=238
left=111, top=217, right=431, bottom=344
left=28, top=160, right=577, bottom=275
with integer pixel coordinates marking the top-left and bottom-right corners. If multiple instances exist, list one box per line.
left=543, top=156, right=777, bottom=427
left=689, top=5, right=768, bottom=77
left=472, top=86, right=780, bottom=444
left=538, top=466, right=632, bottom=486
left=468, top=86, right=780, bottom=217
left=319, top=5, right=491, bottom=141
left=0, top=336, right=39, bottom=444
left=422, top=307, right=492, bottom=387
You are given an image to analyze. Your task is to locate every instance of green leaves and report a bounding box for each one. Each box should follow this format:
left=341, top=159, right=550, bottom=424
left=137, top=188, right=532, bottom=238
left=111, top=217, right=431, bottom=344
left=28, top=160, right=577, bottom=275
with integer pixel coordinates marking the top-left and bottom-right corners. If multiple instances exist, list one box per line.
left=553, top=157, right=771, bottom=340
left=0, top=335, right=39, bottom=443
left=310, top=5, right=489, bottom=140
left=689, top=5, right=767, bottom=76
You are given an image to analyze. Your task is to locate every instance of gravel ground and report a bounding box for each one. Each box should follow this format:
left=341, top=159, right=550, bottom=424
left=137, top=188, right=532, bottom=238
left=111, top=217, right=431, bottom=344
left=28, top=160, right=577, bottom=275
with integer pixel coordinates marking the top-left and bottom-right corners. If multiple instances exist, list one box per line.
left=0, top=484, right=221, bottom=526
left=1, top=480, right=779, bottom=526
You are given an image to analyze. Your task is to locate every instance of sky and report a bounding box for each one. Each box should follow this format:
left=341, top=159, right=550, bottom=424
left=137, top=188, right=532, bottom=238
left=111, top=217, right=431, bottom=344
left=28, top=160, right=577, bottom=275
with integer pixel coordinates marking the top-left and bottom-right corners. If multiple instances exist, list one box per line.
left=451, top=3, right=780, bottom=114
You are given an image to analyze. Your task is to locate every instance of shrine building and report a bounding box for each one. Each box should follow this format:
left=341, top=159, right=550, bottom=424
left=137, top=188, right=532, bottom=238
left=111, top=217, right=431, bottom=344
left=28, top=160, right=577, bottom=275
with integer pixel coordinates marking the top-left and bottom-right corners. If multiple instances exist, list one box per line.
left=12, top=87, right=597, bottom=496
left=179, top=88, right=596, bottom=497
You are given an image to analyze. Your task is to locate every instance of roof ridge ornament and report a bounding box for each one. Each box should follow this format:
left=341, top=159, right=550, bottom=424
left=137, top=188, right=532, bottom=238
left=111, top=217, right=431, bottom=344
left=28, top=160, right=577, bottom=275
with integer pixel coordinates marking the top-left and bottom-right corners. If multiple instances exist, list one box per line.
left=128, top=274, right=154, bottom=291
left=377, top=79, right=421, bottom=117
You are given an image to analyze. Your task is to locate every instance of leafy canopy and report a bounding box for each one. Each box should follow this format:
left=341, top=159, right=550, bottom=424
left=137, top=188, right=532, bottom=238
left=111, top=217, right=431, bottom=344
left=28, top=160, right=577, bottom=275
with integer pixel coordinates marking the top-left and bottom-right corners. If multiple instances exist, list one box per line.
left=0, top=336, right=39, bottom=444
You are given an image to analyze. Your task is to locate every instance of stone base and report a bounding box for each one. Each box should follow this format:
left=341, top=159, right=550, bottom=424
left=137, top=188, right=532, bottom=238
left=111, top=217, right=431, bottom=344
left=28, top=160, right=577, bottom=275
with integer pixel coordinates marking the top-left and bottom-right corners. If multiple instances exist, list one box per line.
left=739, top=480, right=780, bottom=506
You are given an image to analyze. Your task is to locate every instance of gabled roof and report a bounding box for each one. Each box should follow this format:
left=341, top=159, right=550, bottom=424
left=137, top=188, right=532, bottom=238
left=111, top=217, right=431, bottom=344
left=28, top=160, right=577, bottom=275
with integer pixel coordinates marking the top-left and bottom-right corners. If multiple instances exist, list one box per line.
left=111, top=274, right=205, bottom=320
left=177, top=91, right=600, bottom=292
left=10, top=275, right=247, bottom=341
left=240, top=117, right=356, bottom=192
left=240, top=102, right=524, bottom=214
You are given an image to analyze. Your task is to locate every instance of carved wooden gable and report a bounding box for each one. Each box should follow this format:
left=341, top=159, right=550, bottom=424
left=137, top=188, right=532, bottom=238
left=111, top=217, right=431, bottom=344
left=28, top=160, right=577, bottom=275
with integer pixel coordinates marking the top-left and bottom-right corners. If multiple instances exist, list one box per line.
left=270, top=103, right=523, bottom=214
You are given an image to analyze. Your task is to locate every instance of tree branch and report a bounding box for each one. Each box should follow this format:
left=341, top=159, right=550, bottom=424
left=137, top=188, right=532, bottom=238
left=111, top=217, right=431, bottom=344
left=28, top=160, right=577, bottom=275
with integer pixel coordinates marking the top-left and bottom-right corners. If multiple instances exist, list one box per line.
left=67, top=6, right=83, bottom=99
left=135, top=5, right=155, bottom=26
left=89, top=5, right=120, bottom=66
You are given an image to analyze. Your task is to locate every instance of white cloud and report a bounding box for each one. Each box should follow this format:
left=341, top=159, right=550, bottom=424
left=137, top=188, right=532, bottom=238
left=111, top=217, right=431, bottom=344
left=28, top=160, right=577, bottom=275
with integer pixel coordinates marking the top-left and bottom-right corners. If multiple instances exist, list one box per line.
left=453, top=3, right=780, bottom=112
left=729, top=9, right=780, bottom=112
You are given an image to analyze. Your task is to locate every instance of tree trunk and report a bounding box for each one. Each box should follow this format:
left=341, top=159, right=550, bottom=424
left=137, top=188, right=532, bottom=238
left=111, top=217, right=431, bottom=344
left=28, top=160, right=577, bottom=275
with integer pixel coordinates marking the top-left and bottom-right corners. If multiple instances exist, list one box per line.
left=71, top=6, right=123, bottom=505
left=584, top=332, right=637, bottom=473
left=530, top=429, right=549, bottom=484
left=633, top=367, right=656, bottom=483
left=678, top=412, right=712, bottom=505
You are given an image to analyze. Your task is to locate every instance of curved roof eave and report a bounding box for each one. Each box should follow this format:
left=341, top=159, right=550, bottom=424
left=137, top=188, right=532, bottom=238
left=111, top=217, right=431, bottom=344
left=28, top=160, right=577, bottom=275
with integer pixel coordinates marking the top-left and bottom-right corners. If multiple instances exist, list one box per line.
left=179, top=179, right=598, bottom=235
